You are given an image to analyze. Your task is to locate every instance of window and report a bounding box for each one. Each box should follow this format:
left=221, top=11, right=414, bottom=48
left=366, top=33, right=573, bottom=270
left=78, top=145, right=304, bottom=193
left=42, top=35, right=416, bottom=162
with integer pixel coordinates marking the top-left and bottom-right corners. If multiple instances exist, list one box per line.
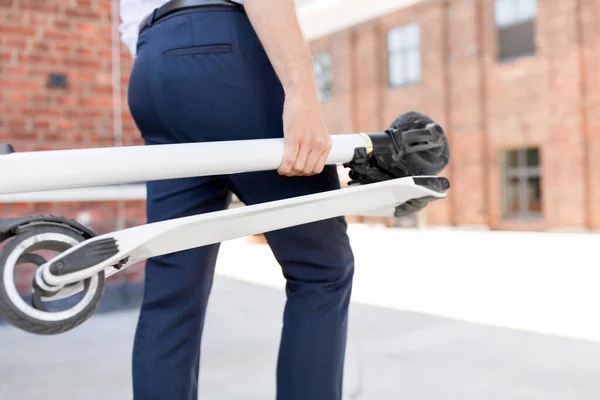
left=387, top=23, right=420, bottom=87
left=494, top=0, right=537, bottom=61
left=312, top=52, right=333, bottom=102
left=502, top=147, right=542, bottom=219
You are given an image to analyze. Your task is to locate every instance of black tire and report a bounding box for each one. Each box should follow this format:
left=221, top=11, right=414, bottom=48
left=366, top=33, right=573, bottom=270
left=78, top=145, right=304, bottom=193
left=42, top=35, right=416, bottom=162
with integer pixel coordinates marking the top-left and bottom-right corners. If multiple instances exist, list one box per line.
left=0, top=226, right=105, bottom=335
left=390, top=111, right=450, bottom=176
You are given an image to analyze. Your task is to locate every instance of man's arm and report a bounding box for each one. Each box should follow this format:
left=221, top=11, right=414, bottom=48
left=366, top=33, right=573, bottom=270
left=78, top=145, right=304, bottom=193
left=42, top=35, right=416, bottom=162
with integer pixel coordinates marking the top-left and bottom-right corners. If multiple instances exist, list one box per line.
left=244, top=0, right=332, bottom=177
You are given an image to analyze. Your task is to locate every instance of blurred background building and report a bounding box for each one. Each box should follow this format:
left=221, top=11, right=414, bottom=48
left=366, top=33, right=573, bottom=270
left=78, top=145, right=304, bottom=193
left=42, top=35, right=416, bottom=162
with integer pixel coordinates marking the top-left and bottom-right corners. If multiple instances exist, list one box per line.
left=301, top=0, right=600, bottom=232
left=1, top=0, right=599, bottom=305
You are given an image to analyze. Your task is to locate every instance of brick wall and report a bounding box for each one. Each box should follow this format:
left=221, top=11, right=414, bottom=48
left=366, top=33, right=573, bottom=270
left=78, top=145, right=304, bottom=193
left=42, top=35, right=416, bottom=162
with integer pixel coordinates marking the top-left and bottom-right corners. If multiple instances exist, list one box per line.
left=578, top=0, right=600, bottom=229
left=0, top=0, right=146, bottom=296
left=309, top=0, right=600, bottom=231
left=0, top=0, right=140, bottom=151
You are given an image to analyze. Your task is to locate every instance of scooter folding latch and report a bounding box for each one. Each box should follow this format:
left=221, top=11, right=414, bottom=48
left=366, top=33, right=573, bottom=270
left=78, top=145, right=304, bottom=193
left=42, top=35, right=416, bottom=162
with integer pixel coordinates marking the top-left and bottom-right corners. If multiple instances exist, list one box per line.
left=397, top=123, right=445, bottom=155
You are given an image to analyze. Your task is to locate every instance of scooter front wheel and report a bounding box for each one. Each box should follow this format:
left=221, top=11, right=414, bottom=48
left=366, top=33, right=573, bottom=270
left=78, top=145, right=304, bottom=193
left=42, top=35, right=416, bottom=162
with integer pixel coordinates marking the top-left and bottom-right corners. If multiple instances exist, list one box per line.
left=0, top=226, right=105, bottom=335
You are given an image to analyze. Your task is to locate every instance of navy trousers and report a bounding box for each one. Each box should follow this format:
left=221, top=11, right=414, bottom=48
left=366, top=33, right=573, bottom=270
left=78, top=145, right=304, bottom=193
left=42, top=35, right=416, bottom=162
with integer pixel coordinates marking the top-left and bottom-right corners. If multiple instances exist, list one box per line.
left=127, top=6, right=355, bottom=400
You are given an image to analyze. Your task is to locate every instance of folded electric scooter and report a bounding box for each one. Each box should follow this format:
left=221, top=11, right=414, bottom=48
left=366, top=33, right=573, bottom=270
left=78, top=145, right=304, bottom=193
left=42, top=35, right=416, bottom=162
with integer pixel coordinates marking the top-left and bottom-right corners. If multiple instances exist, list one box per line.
left=0, top=111, right=450, bottom=335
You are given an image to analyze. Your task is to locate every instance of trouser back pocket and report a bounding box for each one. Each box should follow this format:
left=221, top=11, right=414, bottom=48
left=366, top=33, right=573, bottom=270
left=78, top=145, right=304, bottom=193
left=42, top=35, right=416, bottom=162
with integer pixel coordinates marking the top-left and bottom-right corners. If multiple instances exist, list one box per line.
left=162, top=44, right=232, bottom=57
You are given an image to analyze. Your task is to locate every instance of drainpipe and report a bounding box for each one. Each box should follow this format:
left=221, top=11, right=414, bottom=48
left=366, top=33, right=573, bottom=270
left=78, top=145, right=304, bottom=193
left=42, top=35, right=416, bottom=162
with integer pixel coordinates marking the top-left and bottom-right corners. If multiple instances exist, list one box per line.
left=476, top=0, right=491, bottom=228
left=442, top=0, right=456, bottom=227
left=575, top=0, right=591, bottom=230
left=110, top=0, right=126, bottom=231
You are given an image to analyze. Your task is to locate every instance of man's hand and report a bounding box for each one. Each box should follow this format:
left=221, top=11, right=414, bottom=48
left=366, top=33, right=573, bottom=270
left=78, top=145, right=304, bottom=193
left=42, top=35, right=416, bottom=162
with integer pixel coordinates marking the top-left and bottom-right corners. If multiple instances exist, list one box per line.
left=278, top=88, right=332, bottom=176
left=244, top=0, right=332, bottom=176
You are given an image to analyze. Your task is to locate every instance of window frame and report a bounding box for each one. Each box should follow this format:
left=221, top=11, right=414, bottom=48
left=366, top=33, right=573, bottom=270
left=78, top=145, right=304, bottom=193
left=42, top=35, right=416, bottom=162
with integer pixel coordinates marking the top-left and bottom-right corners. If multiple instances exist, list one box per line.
left=502, top=147, right=543, bottom=220
left=494, top=0, right=537, bottom=62
left=386, top=22, right=421, bottom=88
left=312, top=51, right=334, bottom=103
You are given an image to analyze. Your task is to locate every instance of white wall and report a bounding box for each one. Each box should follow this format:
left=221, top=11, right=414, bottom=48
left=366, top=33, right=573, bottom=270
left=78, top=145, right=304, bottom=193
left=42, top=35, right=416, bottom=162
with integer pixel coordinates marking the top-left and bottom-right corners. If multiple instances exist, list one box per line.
left=298, top=0, right=423, bottom=40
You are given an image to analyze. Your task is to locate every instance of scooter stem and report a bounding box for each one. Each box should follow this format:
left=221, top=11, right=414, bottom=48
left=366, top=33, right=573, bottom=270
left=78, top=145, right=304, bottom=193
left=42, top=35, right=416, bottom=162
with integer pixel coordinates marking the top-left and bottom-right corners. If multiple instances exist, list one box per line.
left=0, top=134, right=371, bottom=195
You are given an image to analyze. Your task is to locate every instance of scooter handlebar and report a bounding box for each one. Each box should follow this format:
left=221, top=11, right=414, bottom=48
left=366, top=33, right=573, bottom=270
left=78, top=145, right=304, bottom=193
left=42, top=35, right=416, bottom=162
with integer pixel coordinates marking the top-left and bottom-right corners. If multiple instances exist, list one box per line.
left=0, top=111, right=450, bottom=195
left=0, top=134, right=371, bottom=195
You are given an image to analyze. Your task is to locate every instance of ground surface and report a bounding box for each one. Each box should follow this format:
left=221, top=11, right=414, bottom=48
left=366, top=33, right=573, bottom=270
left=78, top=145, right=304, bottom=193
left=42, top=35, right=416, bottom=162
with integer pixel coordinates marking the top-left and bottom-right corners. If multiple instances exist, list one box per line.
left=1, top=275, right=600, bottom=400
left=1, top=225, right=600, bottom=399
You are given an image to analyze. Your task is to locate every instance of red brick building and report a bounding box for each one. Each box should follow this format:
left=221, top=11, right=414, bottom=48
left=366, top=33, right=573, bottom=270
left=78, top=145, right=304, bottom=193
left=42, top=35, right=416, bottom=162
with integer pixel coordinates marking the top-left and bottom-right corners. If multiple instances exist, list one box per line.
left=0, top=0, right=599, bottom=302
left=306, top=0, right=600, bottom=232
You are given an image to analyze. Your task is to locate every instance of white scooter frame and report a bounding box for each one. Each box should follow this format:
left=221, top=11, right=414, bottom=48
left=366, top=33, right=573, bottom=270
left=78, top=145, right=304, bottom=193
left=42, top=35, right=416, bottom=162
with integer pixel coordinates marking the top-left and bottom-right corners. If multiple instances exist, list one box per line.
left=0, top=112, right=450, bottom=335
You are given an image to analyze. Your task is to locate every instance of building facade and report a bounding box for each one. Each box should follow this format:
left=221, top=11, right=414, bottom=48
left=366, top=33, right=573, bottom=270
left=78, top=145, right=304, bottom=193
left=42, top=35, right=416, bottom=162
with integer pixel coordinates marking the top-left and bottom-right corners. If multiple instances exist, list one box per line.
left=307, top=0, right=600, bottom=232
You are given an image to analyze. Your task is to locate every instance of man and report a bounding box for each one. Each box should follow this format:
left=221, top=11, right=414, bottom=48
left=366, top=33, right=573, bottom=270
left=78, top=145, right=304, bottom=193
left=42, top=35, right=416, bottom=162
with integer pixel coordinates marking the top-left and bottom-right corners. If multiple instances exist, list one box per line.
left=119, top=1, right=355, bottom=399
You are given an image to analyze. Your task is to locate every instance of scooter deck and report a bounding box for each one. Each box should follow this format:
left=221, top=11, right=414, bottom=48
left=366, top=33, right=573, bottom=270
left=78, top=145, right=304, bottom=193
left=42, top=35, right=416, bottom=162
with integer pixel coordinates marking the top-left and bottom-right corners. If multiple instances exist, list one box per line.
left=41, top=176, right=449, bottom=299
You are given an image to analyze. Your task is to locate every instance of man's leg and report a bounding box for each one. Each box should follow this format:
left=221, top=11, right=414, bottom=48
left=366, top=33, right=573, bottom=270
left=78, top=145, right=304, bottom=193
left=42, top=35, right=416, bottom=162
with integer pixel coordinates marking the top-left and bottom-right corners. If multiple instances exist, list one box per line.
left=127, top=22, right=232, bottom=399
left=203, top=8, right=354, bottom=397
left=221, top=168, right=355, bottom=400
left=131, top=175, right=231, bottom=400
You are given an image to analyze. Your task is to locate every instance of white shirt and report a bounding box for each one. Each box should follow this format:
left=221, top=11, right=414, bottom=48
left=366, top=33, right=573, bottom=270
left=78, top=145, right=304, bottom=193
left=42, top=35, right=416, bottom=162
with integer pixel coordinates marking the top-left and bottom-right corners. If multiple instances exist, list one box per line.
left=119, top=0, right=243, bottom=58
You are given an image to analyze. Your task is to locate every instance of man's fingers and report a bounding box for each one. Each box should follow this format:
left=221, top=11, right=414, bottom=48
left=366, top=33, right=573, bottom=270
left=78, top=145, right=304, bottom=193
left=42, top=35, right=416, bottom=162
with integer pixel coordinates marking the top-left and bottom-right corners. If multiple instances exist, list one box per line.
left=309, top=136, right=332, bottom=174
left=289, top=144, right=310, bottom=176
left=278, top=141, right=299, bottom=175
left=312, top=150, right=330, bottom=175
left=303, top=148, right=323, bottom=175
left=279, top=136, right=332, bottom=176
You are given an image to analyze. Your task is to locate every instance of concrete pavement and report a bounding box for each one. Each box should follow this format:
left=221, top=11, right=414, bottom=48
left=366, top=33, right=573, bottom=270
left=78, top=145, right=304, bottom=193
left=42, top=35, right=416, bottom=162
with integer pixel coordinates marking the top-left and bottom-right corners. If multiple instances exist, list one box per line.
left=1, top=275, right=600, bottom=400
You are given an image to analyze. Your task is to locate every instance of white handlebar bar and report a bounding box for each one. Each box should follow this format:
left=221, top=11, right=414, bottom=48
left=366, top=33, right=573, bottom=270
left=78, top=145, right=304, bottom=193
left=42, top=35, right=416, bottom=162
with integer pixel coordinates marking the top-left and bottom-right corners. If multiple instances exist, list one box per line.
left=0, top=134, right=371, bottom=195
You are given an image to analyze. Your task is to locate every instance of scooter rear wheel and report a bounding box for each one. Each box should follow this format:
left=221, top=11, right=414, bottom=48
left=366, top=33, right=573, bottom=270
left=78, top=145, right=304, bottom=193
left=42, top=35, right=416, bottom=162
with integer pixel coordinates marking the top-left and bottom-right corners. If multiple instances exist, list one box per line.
left=0, top=226, right=105, bottom=335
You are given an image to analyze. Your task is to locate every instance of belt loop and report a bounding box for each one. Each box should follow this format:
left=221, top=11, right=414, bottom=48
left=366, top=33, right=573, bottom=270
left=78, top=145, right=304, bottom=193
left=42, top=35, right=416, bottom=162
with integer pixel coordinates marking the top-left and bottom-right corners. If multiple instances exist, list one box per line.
left=147, top=8, right=159, bottom=28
